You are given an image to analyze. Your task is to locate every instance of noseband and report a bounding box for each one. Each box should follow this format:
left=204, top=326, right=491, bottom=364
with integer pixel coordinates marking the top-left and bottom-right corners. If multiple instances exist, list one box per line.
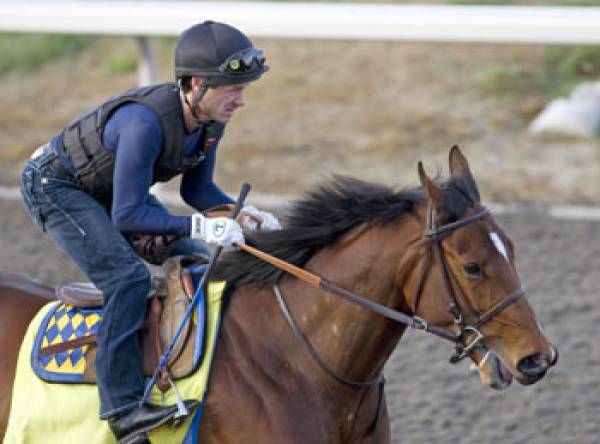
left=415, top=205, right=525, bottom=363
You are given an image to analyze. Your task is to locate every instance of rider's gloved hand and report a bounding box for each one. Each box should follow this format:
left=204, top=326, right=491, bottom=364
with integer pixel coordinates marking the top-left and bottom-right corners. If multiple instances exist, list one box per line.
left=191, top=213, right=244, bottom=249
left=240, top=205, right=282, bottom=231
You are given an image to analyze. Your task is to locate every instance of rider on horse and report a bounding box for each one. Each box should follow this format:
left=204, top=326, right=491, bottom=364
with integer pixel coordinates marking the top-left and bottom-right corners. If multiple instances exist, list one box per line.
left=19, top=21, right=279, bottom=442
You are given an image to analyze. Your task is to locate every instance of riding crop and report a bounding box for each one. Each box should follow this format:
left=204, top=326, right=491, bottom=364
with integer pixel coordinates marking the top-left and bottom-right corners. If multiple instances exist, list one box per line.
left=140, top=183, right=252, bottom=412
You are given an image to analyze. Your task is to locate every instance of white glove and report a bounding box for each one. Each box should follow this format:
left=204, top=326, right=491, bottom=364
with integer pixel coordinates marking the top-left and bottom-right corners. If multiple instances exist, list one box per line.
left=240, top=205, right=282, bottom=231
left=190, top=213, right=244, bottom=249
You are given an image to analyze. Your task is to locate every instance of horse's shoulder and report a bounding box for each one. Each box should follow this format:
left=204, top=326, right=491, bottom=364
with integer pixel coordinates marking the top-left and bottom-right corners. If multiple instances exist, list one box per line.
left=0, top=271, right=55, bottom=300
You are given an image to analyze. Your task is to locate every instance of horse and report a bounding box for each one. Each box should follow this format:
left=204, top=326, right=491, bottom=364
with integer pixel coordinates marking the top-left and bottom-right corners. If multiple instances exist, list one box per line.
left=0, top=146, right=557, bottom=443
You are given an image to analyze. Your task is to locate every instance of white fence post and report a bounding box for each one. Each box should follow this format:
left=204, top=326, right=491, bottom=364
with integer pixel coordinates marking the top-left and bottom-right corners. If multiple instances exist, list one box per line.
left=135, top=36, right=157, bottom=86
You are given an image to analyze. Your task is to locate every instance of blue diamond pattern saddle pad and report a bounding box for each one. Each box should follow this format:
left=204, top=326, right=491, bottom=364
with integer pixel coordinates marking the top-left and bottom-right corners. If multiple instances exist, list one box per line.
left=32, top=303, right=101, bottom=382
left=31, top=262, right=208, bottom=384
left=4, top=277, right=226, bottom=444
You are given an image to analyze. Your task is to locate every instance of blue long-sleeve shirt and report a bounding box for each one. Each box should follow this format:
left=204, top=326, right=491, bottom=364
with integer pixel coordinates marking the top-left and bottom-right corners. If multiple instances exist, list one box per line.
left=52, top=102, right=233, bottom=236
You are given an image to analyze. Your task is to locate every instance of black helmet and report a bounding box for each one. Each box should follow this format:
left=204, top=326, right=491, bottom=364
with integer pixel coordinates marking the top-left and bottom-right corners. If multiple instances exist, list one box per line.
left=175, top=21, right=269, bottom=86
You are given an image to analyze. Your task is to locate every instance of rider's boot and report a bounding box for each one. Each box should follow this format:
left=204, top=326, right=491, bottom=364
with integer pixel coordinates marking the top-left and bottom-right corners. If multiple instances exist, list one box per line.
left=108, top=399, right=199, bottom=444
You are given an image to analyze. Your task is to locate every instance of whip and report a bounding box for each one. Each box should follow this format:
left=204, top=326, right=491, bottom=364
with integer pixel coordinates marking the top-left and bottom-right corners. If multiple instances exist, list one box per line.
left=140, top=183, right=251, bottom=412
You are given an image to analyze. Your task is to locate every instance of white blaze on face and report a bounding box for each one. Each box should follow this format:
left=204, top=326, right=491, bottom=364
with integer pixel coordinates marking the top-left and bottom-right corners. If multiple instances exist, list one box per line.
left=490, top=232, right=509, bottom=262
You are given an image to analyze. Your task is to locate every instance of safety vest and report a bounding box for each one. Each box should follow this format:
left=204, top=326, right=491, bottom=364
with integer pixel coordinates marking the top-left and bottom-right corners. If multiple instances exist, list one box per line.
left=58, top=83, right=224, bottom=203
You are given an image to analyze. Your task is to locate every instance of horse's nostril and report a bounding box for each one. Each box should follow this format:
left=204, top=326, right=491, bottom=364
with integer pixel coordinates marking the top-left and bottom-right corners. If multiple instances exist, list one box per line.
left=517, top=353, right=549, bottom=377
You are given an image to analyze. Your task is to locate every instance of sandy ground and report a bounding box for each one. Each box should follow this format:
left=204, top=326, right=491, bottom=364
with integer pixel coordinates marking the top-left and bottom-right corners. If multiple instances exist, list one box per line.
left=0, top=197, right=599, bottom=444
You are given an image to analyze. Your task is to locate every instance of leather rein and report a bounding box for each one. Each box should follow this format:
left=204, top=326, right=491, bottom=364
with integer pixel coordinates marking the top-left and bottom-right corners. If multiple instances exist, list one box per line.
left=236, top=204, right=524, bottom=440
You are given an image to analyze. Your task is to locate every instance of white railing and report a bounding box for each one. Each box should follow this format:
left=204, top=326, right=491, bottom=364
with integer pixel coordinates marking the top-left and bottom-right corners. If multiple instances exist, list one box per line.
left=2, top=2, right=600, bottom=43
left=2, top=2, right=599, bottom=84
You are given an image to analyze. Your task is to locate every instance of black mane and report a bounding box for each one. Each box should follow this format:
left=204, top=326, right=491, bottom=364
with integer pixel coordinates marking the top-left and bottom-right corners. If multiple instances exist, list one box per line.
left=213, top=174, right=477, bottom=289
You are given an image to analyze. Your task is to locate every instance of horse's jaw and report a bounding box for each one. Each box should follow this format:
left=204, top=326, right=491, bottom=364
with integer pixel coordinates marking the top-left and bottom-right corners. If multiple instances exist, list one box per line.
left=471, top=350, right=513, bottom=390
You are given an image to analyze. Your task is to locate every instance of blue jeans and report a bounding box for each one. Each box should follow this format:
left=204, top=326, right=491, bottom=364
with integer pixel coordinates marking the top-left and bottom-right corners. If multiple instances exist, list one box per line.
left=20, top=147, right=208, bottom=419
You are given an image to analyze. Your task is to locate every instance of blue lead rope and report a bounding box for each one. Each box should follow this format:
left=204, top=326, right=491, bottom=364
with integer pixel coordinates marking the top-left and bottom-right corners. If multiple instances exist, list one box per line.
left=139, top=183, right=252, bottom=409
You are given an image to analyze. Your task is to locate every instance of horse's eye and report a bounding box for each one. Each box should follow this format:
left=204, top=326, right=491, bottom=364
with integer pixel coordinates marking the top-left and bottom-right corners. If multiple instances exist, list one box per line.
left=463, top=263, right=483, bottom=277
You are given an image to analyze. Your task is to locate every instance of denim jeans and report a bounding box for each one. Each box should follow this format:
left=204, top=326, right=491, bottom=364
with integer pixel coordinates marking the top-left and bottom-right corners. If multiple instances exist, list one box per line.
left=20, top=147, right=208, bottom=419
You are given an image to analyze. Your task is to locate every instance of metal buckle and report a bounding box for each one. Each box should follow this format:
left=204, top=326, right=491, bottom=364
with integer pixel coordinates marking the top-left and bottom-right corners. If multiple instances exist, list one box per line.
left=462, top=326, right=484, bottom=353
left=449, top=303, right=463, bottom=325
left=449, top=326, right=484, bottom=364
left=412, top=316, right=428, bottom=331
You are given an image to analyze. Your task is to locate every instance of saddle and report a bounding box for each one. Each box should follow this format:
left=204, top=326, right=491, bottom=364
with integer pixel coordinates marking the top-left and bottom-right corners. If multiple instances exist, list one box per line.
left=32, top=255, right=209, bottom=392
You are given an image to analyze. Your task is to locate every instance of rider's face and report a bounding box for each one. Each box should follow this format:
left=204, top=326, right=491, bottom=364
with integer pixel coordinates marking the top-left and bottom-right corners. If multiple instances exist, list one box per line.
left=197, top=83, right=247, bottom=124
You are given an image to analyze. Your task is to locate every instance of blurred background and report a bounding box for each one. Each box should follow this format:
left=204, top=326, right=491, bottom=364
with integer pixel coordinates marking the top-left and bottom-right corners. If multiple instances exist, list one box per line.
left=1, top=0, right=599, bottom=204
left=1, top=2, right=599, bottom=443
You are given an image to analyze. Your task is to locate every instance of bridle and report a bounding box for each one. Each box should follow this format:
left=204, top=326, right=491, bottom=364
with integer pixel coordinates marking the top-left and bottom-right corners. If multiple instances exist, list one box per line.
left=263, top=203, right=524, bottom=441
left=414, top=204, right=525, bottom=363
left=273, top=204, right=524, bottom=369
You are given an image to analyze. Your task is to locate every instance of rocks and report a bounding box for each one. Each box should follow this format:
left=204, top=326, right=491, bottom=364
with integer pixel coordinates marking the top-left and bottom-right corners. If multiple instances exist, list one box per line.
left=529, top=81, right=600, bottom=138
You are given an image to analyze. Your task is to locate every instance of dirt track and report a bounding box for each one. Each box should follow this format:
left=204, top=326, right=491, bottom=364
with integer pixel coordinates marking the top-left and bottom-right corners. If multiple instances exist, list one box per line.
left=1, top=197, right=598, bottom=444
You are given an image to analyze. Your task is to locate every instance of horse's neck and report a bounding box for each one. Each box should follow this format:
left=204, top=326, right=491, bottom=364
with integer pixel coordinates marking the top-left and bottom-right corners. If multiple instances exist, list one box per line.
left=206, top=218, right=422, bottom=440
left=283, top=222, right=416, bottom=384
left=223, top=221, right=417, bottom=387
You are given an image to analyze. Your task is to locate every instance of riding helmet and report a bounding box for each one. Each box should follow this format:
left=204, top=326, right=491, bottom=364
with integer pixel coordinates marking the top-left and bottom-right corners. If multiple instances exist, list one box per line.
left=174, top=21, right=269, bottom=86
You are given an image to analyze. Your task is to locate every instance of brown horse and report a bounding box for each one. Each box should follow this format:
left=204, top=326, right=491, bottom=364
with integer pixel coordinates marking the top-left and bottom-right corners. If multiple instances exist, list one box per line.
left=0, top=147, right=557, bottom=443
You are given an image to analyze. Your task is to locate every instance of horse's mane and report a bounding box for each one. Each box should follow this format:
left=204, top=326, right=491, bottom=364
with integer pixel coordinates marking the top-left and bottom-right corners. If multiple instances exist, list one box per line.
left=214, top=174, right=477, bottom=289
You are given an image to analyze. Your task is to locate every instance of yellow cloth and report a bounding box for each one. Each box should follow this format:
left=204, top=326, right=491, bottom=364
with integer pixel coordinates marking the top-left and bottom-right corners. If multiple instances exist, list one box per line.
left=3, top=281, right=225, bottom=444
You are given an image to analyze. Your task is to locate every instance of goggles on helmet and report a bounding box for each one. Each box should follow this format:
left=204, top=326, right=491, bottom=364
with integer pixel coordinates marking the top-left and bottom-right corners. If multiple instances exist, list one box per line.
left=219, top=48, right=266, bottom=74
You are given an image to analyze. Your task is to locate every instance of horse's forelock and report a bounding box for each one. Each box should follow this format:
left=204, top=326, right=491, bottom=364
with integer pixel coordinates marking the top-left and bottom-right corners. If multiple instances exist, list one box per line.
left=439, top=175, right=479, bottom=224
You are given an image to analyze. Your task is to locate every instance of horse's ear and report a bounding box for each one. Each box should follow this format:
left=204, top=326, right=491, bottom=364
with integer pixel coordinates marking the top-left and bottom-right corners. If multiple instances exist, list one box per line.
left=418, top=161, right=444, bottom=207
left=448, top=145, right=472, bottom=177
left=448, top=145, right=481, bottom=203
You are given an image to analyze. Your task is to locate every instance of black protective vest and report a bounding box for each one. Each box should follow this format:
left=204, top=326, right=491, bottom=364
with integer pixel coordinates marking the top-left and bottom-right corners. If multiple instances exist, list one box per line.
left=58, top=83, right=224, bottom=203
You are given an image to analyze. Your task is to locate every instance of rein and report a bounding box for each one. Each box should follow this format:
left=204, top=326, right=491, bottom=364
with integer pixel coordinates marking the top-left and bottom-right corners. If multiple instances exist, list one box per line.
left=236, top=205, right=523, bottom=354
left=237, top=243, right=458, bottom=342
left=234, top=204, right=524, bottom=440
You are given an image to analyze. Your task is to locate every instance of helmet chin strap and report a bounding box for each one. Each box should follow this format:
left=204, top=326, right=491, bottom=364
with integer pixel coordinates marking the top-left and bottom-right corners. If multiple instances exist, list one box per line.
left=183, top=79, right=210, bottom=125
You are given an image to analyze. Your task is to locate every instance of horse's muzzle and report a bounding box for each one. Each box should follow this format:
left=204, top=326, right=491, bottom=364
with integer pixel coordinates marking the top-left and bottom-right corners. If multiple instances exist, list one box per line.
left=516, top=348, right=557, bottom=385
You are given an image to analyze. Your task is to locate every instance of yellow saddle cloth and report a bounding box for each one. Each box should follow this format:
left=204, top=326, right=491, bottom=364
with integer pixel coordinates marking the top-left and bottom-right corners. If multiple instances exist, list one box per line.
left=3, top=281, right=225, bottom=444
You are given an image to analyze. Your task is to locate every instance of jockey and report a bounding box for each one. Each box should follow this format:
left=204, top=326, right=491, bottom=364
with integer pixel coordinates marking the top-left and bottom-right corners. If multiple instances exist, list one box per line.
left=19, top=21, right=280, bottom=443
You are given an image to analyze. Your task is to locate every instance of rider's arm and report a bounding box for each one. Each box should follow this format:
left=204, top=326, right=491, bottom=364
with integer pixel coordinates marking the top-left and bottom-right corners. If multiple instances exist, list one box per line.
left=180, top=143, right=234, bottom=212
left=108, top=104, right=190, bottom=235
